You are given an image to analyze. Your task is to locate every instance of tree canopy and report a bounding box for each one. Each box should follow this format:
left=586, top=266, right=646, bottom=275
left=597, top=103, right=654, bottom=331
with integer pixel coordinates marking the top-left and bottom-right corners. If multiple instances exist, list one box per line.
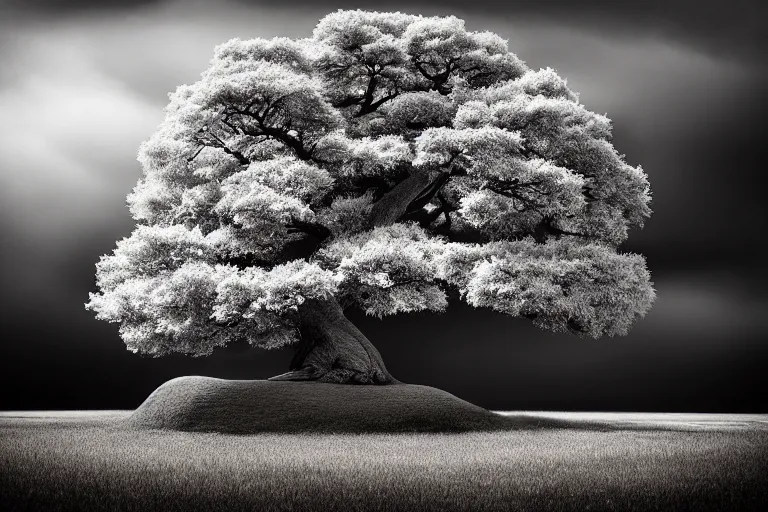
left=86, top=10, right=655, bottom=359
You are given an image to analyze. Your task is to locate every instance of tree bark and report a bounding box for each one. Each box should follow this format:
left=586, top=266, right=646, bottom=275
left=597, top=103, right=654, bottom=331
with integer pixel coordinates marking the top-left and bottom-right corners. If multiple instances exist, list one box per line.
left=368, top=169, right=443, bottom=227
left=268, top=298, right=399, bottom=384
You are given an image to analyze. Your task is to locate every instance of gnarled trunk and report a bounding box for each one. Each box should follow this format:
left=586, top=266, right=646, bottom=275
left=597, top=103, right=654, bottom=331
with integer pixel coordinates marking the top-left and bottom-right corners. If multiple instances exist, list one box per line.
left=268, top=298, right=399, bottom=384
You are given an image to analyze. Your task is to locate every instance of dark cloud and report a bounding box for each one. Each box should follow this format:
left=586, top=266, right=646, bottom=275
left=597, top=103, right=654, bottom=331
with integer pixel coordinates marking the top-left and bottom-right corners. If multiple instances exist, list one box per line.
left=619, top=71, right=768, bottom=271
left=424, top=0, right=766, bottom=62
left=6, top=0, right=764, bottom=62
left=1, top=0, right=159, bottom=16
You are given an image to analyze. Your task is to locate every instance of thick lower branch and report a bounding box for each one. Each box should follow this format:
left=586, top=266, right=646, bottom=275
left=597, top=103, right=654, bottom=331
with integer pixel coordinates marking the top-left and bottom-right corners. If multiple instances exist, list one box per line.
left=367, top=169, right=454, bottom=228
left=368, top=170, right=441, bottom=227
left=402, top=172, right=451, bottom=216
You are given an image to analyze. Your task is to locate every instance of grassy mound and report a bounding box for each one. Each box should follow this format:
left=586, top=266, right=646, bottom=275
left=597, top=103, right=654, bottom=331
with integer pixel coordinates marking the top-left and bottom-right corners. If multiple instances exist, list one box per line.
left=127, top=376, right=551, bottom=434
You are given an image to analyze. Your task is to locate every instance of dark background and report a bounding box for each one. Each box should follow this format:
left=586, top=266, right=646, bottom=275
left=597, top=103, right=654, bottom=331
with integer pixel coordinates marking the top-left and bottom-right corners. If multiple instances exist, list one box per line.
left=1, top=0, right=766, bottom=412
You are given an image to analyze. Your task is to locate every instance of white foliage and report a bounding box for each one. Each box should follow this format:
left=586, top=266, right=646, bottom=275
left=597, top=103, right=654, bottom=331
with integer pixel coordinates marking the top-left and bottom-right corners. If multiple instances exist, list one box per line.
left=312, top=132, right=413, bottom=181
left=239, top=157, right=333, bottom=204
left=313, top=10, right=417, bottom=42
left=214, top=173, right=316, bottom=228
left=87, top=261, right=235, bottom=356
left=402, top=15, right=526, bottom=87
left=88, top=9, right=655, bottom=356
left=90, top=225, right=213, bottom=291
left=517, top=67, right=578, bottom=101
left=414, top=126, right=523, bottom=169
left=212, top=37, right=314, bottom=75
left=457, top=158, right=586, bottom=238
left=316, top=190, right=376, bottom=236
left=453, top=101, right=494, bottom=129
left=213, top=260, right=339, bottom=319
left=127, top=176, right=184, bottom=225
left=340, top=135, right=412, bottom=178
left=437, top=238, right=655, bottom=337
left=379, top=92, right=456, bottom=134
left=316, top=223, right=448, bottom=317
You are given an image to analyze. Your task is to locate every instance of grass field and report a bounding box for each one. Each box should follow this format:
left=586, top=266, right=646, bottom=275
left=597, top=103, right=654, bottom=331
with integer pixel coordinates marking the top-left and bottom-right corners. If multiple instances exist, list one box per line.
left=1, top=412, right=767, bottom=511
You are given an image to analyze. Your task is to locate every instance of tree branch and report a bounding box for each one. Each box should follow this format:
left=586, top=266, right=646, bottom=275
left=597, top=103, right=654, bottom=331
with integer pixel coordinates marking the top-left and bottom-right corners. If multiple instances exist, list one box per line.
left=411, top=56, right=456, bottom=95
left=365, top=88, right=399, bottom=113
left=285, top=218, right=332, bottom=241
left=402, top=190, right=458, bottom=228
left=401, top=171, right=452, bottom=217
left=186, top=145, right=205, bottom=163
left=222, top=146, right=250, bottom=166
left=193, top=122, right=251, bottom=165
left=382, top=278, right=423, bottom=289
left=193, top=137, right=250, bottom=166
left=333, top=95, right=365, bottom=109
left=485, top=185, right=546, bottom=209
left=368, top=170, right=438, bottom=227
left=328, top=54, right=401, bottom=117
left=437, top=192, right=455, bottom=229
left=531, top=216, right=588, bottom=244
left=582, top=184, right=600, bottom=203
left=231, top=106, right=316, bottom=162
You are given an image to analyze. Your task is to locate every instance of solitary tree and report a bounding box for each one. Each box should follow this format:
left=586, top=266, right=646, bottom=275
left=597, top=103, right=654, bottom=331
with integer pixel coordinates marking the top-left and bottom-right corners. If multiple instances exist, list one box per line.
left=86, top=10, right=655, bottom=385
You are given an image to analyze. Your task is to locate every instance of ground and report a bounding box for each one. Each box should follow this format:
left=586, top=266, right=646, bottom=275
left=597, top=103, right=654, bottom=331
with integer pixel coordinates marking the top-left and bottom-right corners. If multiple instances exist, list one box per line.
left=124, top=377, right=520, bottom=433
left=1, top=411, right=767, bottom=511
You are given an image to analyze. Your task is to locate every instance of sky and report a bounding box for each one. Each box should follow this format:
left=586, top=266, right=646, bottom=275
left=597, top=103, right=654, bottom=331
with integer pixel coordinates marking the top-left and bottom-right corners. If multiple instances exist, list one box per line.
left=0, top=0, right=766, bottom=412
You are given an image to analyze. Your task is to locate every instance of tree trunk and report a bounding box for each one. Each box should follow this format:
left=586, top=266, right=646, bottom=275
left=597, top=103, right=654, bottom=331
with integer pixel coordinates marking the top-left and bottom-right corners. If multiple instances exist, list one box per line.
left=268, top=298, right=399, bottom=384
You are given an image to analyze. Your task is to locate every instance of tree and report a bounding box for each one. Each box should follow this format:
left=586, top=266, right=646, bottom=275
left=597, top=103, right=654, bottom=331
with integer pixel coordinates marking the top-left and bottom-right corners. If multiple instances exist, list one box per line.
left=86, top=10, right=655, bottom=385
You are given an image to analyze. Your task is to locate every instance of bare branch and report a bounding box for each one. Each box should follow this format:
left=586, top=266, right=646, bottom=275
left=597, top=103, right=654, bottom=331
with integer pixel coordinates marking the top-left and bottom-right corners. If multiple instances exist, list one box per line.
left=186, top=145, right=205, bottom=163
left=230, top=106, right=315, bottom=161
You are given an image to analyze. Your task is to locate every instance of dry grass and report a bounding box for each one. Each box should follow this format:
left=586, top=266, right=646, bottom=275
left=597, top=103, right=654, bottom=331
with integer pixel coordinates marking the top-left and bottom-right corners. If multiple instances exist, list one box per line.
left=2, top=412, right=767, bottom=511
